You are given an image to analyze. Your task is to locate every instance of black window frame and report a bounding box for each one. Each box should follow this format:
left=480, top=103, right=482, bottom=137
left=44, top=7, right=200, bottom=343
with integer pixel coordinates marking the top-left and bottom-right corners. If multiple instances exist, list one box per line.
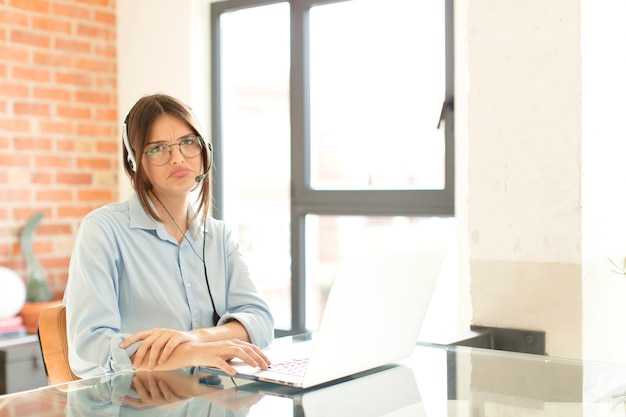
left=210, top=0, right=455, bottom=336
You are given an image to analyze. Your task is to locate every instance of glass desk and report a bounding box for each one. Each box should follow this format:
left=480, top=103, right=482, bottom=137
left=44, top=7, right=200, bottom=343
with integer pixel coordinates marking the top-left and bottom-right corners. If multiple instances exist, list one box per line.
left=2, top=338, right=626, bottom=416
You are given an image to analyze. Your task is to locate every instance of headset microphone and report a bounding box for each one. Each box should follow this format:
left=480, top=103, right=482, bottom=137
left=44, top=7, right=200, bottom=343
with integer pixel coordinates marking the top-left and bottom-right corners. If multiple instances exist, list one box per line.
left=195, top=171, right=209, bottom=183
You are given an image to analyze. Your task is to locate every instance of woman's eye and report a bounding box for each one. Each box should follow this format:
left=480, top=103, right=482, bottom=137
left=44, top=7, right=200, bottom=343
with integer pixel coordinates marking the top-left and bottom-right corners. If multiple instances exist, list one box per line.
left=181, top=138, right=196, bottom=146
left=147, top=145, right=165, bottom=155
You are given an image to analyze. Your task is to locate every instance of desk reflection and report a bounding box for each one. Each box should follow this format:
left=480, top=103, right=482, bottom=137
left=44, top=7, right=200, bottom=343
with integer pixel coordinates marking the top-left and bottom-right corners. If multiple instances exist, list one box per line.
left=66, top=369, right=263, bottom=416
left=60, top=363, right=423, bottom=417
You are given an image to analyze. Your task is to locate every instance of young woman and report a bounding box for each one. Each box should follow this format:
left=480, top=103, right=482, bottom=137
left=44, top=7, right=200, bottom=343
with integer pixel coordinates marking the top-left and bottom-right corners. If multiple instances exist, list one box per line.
left=64, top=94, right=273, bottom=377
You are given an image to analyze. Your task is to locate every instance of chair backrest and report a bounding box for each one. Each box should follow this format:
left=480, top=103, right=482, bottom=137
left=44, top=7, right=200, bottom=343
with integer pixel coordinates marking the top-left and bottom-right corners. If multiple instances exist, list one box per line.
left=37, top=304, right=80, bottom=385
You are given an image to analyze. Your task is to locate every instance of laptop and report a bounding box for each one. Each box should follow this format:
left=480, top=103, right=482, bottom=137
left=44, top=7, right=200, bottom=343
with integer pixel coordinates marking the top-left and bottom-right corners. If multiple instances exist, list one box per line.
left=209, top=246, right=447, bottom=389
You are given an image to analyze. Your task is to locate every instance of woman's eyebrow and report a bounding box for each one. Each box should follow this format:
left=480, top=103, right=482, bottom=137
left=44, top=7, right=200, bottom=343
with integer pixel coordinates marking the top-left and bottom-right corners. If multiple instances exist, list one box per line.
left=146, top=133, right=195, bottom=145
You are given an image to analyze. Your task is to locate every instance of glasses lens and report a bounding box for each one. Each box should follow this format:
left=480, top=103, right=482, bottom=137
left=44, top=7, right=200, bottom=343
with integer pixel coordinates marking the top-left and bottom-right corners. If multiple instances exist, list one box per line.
left=180, top=136, right=203, bottom=158
left=144, top=136, right=204, bottom=166
left=145, top=144, right=169, bottom=166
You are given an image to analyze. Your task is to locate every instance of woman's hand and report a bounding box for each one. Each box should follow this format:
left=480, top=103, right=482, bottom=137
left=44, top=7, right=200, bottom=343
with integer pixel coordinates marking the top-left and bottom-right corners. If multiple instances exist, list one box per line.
left=120, top=328, right=197, bottom=370
left=190, top=339, right=271, bottom=376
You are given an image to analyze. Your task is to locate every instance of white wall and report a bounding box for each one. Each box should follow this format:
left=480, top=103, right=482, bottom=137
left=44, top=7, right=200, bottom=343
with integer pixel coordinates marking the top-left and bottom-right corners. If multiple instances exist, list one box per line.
left=117, top=0, right=210, bottom=198
left=581, top=0, right=626, bottom=363
left=461, top=0, right=583, bottom=359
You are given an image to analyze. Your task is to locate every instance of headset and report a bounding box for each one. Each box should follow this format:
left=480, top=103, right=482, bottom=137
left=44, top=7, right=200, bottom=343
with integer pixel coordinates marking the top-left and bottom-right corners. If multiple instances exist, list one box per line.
left=122, top=118, right=137, bottom=172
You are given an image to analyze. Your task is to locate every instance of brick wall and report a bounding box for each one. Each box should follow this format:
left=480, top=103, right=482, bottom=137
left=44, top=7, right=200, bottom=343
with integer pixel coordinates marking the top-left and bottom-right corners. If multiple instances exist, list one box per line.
left=0, top=0, right=118, bottom=299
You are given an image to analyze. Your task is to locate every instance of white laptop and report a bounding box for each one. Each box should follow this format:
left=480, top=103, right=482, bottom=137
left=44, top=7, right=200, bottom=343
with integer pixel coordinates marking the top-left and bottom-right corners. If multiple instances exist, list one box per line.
left=209, top=246, right=447, bottom=389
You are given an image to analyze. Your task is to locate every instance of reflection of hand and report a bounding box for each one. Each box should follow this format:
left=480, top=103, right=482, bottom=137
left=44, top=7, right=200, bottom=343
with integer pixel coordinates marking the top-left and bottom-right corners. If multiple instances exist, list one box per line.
left=120, top=371, right=264, bottom=411
left=202, top=389, right=264, bottom=411
left=120, top=328, right=196, bottom=370
left=121, top=373, right=193, bottom=409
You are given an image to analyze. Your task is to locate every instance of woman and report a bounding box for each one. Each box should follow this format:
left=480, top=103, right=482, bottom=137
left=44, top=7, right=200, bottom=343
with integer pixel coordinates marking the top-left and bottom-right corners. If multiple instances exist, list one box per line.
left=64, top=94, right=273, bottom=377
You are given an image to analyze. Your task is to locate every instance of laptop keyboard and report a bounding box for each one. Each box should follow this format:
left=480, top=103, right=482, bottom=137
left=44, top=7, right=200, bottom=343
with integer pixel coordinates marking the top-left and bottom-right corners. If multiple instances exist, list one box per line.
left=268, top=358, right=309, bottom=377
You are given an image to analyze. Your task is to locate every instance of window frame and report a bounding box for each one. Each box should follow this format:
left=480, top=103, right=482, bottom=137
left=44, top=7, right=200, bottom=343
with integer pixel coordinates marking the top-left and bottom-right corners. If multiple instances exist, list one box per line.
left=210, top=0, right=455, bottom=336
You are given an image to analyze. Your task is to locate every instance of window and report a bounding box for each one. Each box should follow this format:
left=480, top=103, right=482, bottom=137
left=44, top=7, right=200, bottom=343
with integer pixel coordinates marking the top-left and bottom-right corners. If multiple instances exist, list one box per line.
left=211, top=0, right=454, bottom=335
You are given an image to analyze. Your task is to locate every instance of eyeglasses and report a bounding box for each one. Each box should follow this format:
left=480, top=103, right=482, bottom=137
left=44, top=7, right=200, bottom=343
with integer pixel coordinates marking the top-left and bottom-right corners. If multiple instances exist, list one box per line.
left=143, top=135, right=208, bottom=166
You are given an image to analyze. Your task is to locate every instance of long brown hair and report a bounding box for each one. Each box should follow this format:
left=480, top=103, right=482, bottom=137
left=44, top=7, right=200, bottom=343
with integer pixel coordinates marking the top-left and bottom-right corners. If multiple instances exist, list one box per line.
left=122, top=94, right=212, bottom=224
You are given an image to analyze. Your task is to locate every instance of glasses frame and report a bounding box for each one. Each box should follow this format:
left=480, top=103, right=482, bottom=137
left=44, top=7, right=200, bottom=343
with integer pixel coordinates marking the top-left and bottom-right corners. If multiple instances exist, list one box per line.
left=143, top=135, right=209, bottom=167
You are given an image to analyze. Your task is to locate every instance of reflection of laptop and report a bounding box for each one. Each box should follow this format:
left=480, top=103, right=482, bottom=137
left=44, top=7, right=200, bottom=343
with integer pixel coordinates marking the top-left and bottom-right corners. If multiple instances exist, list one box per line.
left=240, top=364, right=426, bottom=416
left=213, top=247, right=447, bottom=389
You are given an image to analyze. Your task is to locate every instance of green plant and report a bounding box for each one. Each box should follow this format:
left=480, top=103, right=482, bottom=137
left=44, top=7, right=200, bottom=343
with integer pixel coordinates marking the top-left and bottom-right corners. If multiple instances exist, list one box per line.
left=20, top=211, right=53, bottom=302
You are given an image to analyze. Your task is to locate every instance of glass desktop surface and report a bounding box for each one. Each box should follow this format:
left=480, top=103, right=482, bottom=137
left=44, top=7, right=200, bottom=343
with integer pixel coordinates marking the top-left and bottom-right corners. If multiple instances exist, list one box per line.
left=2, top=339, right=626, bottom=416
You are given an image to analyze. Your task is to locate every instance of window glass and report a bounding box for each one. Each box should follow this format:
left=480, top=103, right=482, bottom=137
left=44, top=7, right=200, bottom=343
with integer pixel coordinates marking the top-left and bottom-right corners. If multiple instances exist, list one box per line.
left=220, top=3, right=292, bottom=329
left=305, top=214, right=455, bottom=329
left=309, top=0, right=446, bottom=190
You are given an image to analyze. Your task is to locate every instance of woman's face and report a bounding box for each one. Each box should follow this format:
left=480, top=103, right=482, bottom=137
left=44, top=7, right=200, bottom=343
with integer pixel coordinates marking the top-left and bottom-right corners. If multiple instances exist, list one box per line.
left=141, top=113, right=204, bottom=199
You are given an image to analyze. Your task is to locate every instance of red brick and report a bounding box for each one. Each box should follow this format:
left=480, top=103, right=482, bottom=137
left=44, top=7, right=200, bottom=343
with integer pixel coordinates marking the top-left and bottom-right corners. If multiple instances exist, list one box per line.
left=14, top=101, right=51, bottom=116
left=32, top=172, right=53, bottom=184
left=36, top=189, right=73, bottom=201
left=75, top=0, right=111, bottom=6
left=55, top=71, right=92, bottom=87
left=32, top=16, right=72, bottom=34
left=77, top=156, right=110, bottom=169
left=11, top=29, right=51, bottom=48
left=97, top=140, right=117, bottom=153
left=33, top=51, right=72, bottom=67
left=57, top=105, right=92, bottom=119
left=40, top=255, right=68, bottom=268
left=76, top=123, right=111, bottom=136
left=78, top=189, right=113, bottom=202
left=54, top=37, right=91, bottom=54
left=77, top=23, right=112, bottom=40
left=0, top=118, right=30, bottom=132
left=0, top=188, right=31, bottom=202
left=0, top=82, right=29, bottom=97
left=58, top=204, right=93, bottom=218
left=13, top=207, right=52, bottom=222
left=33, top=86, right=72, bottom=101
left=74, top=57, right=112, bottom=72
left=9, top=0, right=50, bottom=13
left=14, top=136, right=52, bottom=150
left=94, top=44, right=116, bottom=59
left=38, top=120, right=73, bottom=135
left=76, top=90, right=111, bottom=105
left=52, top=3, right=90, bottom=20
left=12, top=66, right=52, bottom=82
left=95, top=108, right=117, bottom=121
left=0, top=8, right=29, bottom=26
left=94, top=75, right=117, bottom=91
left=0, top=154, right=30, bottom=167
left=37, top=222, right=72, bottom=235
left=0, top=44, right=29, bottom=62
left=57, top=172, right=92, bottom=185
left=94, top=9, right=115, bottom=25
left=34, top=154, right=72, bottom=168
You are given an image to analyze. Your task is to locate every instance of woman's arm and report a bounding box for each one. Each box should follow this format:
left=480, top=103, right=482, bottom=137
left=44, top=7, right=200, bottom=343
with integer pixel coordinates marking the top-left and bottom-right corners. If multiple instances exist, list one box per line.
left=131, top=339, right=271, bottom=375
left=65, top=214, right=132, bottom=377
left=120, top=320, right=251, bottom=370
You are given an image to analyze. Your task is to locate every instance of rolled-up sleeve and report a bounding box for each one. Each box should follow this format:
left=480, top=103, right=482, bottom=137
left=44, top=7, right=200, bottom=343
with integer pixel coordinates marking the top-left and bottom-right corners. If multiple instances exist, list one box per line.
left=64, top=215, right=131, bottom=377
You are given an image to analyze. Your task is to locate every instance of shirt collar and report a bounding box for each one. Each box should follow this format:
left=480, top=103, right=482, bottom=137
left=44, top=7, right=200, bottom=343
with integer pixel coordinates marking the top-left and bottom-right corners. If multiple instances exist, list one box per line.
left=128, top=192, right=204, bottom=237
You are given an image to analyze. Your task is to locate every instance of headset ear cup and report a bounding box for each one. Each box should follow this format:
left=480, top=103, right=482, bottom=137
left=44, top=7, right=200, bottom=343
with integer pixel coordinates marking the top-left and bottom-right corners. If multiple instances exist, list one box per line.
left=122, top=122, right=137, bottom=172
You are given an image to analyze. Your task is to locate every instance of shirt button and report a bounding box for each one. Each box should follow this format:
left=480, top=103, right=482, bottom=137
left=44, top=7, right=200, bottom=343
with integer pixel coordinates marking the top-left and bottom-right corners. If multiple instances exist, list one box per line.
left=185, top=282, right=191, bottom=288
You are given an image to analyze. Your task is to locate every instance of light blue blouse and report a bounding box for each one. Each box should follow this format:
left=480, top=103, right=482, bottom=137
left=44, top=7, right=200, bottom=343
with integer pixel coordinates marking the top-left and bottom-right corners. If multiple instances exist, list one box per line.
left=63, top=193, right=274, bottom=378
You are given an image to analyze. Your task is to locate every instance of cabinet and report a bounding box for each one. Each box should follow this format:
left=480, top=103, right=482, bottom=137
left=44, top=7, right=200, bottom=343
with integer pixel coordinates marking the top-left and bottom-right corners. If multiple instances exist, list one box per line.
left=0, top=335, right=48, bottom=394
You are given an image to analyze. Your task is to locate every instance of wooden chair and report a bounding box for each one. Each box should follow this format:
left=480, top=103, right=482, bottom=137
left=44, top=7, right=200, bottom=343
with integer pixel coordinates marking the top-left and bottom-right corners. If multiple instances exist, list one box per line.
left=37, top=304, right=80, bottom=385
